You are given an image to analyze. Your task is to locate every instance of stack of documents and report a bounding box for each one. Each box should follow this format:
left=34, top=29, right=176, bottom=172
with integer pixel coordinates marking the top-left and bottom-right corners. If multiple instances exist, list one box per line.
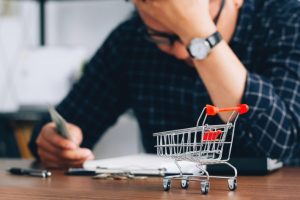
left=83, top=154, right=200, bottom=176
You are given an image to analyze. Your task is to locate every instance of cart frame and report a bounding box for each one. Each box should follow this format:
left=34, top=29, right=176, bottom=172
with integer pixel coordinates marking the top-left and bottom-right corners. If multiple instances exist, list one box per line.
left=153, top=104, right=249, bottom=194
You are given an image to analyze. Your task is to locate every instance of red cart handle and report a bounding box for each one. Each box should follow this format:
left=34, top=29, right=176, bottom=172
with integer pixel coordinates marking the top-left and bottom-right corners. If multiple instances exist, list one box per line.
left=206, top=104, right=249, bottom=116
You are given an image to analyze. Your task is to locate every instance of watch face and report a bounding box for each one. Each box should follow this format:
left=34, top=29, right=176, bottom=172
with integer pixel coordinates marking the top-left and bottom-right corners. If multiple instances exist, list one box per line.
left=189, top=38, right=210, bottom=60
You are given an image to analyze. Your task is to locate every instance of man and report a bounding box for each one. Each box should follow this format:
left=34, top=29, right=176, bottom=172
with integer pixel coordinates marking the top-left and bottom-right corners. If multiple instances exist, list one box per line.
left=29, top=0, right=300, bottom=168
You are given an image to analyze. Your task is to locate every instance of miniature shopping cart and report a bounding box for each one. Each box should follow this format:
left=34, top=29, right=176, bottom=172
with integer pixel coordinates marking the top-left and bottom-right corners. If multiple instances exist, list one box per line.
left=153, top=104, right=249, bottom=194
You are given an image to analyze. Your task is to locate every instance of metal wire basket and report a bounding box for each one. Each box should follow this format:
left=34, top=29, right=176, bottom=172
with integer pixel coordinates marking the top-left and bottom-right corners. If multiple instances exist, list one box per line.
left=153, top=104, right=249, bottom=194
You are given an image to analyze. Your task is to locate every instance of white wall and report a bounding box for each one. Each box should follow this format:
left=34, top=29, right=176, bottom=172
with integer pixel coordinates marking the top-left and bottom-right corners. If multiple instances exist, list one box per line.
left=46, top=1, right=134, bottom=56
left=4, top=0, right=142, bottom=159
left=19, top=1, right=134, bottom=57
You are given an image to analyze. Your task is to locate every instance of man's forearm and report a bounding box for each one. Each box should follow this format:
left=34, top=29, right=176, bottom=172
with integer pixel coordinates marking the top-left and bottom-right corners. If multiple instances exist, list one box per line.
left=193, top=41, right=247, bottom=121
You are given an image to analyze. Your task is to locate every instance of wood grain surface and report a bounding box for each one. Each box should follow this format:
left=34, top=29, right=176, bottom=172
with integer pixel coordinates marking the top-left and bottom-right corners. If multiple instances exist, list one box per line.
left=0, top=159, right=298, bottom=200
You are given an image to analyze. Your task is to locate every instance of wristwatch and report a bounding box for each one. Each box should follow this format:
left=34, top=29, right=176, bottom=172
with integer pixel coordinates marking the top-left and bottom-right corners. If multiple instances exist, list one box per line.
left=187, top=31, right=222, bottom=60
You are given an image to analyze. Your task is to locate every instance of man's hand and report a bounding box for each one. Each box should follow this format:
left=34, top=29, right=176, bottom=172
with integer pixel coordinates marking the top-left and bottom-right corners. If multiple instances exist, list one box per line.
left=134, top=0, right=216, bottom=44
left=36, top=123, right=95, bottom=168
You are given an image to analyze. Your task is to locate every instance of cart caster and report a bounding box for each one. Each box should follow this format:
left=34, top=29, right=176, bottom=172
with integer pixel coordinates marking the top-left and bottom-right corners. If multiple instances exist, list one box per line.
left=163, top=179, right=171, bottom=191
left=180, top=179, right=189, bottom=189
left=200, top=180, right=210, bottom=195
left=228, top=178, right=237, bottom=191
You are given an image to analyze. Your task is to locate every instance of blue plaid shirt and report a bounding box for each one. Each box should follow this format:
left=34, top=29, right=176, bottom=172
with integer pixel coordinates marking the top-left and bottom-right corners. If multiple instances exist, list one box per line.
left=29, top=0, right=300, bottom=166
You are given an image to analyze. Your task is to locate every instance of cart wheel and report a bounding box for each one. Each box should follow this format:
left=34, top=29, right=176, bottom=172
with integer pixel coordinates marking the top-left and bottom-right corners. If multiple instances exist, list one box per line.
left=180, top=179, right=189, bottom=189
left=200, top=180, right=210, bottom=195
left=228, top=178, right=237, bottom=191
left=163, top=179, right=171, bottom=191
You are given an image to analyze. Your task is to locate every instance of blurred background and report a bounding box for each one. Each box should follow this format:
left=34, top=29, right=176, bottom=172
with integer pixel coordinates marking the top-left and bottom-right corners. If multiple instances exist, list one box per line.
left=0, top=0, right=143, bottom=159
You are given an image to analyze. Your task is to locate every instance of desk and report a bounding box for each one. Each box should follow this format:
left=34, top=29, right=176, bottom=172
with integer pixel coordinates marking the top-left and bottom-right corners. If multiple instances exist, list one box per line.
left=0, top=159, right=298, bottom=200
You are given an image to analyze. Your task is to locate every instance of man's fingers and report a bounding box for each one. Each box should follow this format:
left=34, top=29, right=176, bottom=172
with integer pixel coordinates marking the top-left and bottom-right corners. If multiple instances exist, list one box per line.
left=38, top=148, right=94, bottom=169
left=37, top=134, right=66, bottom=155
left=40, top=123, right=77, bottom=150
left=36, top=122, right=91, bottom=169
left=59, top=148, right=93, bottom=161
left=66, top=124, right=83, bottom=146
left=37, top=137, right=93, bottom=161
left=38, top=148, right=61, bottom=168
left=63, top=158, right=92, bottom=168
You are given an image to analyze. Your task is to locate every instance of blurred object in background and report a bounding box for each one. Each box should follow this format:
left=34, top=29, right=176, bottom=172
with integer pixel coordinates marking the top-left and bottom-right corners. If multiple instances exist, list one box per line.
left=14, top=47, right=86, bottom=108
left=0, top=0, right=139, bottom=159
left=0, top=0, right=15, bottom=16
left=0, top=120, right=20, bottom=158
left=0, top=0, right=22, bottom=158
left=46, top=0, right=134, bottom=56
left=0, top=46, right=86, bottom=158
left=0, top=25, right=86, bottom=111
left=0, top=0, right=22, bottom=112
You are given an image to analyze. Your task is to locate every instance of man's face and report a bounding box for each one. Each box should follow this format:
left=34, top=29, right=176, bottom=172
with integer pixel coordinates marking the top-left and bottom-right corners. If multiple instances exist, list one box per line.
left=136, top=0, right=239, bottom=62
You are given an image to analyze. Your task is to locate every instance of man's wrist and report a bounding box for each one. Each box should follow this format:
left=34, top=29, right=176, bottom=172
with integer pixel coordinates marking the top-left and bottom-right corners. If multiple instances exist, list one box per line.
left=179, top=21, right=217, bottom=46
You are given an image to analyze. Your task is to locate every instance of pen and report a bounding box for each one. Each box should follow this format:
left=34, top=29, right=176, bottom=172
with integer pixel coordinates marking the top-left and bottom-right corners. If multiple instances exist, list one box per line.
left=48, top=106, right=72, bottom=140
left=8, top=167, right=52, bottom=178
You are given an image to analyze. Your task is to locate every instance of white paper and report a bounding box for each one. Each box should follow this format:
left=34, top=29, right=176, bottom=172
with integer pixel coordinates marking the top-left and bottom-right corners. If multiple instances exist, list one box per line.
left=267, top=158, right=283, bottom=171
left=84, top=154, right=201, bottom=175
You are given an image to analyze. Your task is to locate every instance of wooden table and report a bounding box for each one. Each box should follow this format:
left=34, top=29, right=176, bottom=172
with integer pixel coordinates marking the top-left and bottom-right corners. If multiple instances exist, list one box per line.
left=0, top=159, right=298, bottom=200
